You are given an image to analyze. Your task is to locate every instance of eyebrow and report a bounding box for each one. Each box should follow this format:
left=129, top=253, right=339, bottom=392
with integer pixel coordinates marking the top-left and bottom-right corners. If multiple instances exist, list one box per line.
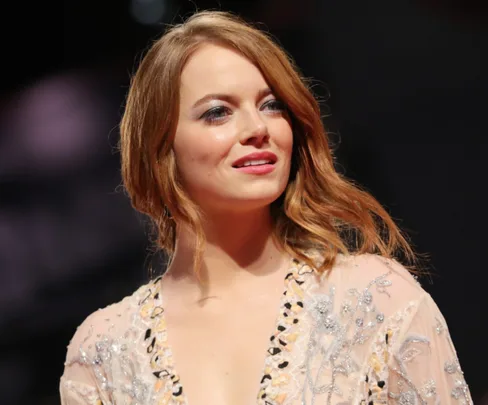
left=191, top=88, right=273, bottom=109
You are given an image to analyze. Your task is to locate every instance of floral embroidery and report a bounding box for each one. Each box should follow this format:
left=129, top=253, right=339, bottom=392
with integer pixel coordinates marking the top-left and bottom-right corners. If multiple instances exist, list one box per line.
left=388, top=333, right=431, bottom=405
left=60, top=254, right=473, bottom=405
left=420, top=380, right=436, bottom=399
left=301, top=257, right=394, bottom=405
left=64, top=300, right=154, bottom=404
left=385, top=302, right=473, bottom=405
left=444, top=358, right=471, bottom=404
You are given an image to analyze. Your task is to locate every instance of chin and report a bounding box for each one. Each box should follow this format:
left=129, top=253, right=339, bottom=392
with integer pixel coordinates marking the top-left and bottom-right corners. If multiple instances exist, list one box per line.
left=192, top=180, right=289, bottom=213
left=230, top=189, right=285, bottom=211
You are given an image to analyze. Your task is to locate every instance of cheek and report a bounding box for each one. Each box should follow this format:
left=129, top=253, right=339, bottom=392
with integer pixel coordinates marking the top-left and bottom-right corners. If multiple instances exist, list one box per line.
left=173, top=128, right=233, bottom=174
left=276, top=122, right=294, bottom=157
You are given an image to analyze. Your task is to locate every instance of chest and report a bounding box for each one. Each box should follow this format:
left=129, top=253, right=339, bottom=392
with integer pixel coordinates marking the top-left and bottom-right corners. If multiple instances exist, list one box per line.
left=162, top=301, right=281, bottom=405
left=124, top=265, right=390, bottom=405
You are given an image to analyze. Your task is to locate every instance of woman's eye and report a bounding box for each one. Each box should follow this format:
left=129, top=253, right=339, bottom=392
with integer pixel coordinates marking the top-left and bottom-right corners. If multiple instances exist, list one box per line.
left=262, top=99, right=286, bottom=113
left=201, top=106, right=231, bottom=124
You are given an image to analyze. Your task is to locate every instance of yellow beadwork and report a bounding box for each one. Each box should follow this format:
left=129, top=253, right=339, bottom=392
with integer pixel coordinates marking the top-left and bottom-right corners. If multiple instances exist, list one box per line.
left=369, top=353, right=381, bottom=373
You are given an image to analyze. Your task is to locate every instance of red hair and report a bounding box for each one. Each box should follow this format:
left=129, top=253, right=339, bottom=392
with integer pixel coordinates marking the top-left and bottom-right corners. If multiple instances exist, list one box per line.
left=119, top=11, right=418, bottom=274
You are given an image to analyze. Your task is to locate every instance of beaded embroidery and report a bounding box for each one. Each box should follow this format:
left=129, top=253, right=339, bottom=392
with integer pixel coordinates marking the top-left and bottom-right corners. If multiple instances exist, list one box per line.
left=256, top=258, right=312, bottom=405
left=60, top=254, right=473, bottom=405
left=299, top=260, right=394, bottom=405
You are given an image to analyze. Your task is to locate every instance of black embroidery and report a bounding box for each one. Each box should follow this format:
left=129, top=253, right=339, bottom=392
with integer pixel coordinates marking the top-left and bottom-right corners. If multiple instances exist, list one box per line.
left=268, top=347, right=281, bottom=355
left=153, top=370, right=170, bottom=379
left=261, top=374, right=272, bottom=383
left=147, top=336, right=156, bottom=353
left=144, top=328, right=151, bottom=340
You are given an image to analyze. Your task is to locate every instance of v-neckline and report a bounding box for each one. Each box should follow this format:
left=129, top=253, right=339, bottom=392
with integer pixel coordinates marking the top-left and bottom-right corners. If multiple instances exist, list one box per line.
left=143, top=256, right=311, bottom=405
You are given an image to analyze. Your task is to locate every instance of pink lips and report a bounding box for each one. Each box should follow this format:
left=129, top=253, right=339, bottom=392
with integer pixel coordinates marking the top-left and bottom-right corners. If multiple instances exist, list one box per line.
left=231, top=151, right=278, bottom=175
left=234, top=164, right=275, bottom=174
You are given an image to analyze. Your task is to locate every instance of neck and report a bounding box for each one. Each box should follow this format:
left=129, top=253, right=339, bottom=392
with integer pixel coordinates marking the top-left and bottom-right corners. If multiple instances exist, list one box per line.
left=165, top=208, right=289, bottom=297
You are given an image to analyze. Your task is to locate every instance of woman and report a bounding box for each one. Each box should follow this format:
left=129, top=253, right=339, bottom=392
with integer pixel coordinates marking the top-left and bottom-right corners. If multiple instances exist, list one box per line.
left=59, top=10, right=472, bottom=405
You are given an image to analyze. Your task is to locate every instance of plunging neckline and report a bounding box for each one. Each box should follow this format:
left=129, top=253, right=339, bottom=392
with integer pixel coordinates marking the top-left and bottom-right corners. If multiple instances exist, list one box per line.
left=143, top=256, right=311, bottom=405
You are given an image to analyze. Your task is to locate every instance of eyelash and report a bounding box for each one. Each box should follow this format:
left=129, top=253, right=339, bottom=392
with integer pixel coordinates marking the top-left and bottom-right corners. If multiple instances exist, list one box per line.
left=200, top=99, right=286, bottom=124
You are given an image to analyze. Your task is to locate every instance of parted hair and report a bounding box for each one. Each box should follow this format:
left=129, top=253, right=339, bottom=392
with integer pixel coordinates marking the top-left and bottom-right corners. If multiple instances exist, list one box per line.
left=119, top=10, right=417, bottom=274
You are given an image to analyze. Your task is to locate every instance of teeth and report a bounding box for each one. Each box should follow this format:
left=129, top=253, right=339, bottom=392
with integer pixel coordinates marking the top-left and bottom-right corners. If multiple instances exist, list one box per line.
left=241, top=159, right=271, bottom=167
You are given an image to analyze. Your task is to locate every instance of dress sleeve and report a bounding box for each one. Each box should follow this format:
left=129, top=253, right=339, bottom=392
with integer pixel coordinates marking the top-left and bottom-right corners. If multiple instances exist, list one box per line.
left=59, top=377, right=102, bottom=405
left=387, top=293, right=473, bottom=404
left=59, top=312, right=107, bottom=405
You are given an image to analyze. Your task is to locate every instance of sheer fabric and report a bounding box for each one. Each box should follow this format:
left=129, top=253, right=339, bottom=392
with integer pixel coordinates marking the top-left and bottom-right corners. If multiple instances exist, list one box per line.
left=60, top=253, right=472, bottom=405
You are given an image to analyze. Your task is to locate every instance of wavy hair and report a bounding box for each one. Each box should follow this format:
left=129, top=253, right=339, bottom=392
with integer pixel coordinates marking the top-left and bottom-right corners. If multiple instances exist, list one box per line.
left=119, top=10, right=418, bottom=274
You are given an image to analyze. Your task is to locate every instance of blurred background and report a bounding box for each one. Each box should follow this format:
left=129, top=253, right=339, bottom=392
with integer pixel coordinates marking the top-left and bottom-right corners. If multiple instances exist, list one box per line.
left=1, top=0, right=487, bottom=404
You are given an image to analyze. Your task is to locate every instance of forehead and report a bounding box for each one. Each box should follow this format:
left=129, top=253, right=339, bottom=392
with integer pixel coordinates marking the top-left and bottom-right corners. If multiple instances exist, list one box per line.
left=180, top=44, right=268, bottom=99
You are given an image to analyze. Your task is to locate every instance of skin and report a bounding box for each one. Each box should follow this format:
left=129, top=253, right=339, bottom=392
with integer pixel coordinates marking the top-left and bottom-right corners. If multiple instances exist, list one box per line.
left=173, top=44, right=293, bottom=216
left=167, top=42, right=294, bottom=292
left=160, top=44, right=295, bottom=405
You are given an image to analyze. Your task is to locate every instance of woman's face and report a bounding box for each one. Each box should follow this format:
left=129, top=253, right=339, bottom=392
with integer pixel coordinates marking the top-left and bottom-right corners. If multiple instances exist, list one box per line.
left=172, top=43, right=293, bottom=214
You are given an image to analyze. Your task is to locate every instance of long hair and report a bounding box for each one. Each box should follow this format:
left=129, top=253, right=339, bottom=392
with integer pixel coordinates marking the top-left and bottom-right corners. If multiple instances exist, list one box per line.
left=119, top=10, right=418, bottom=274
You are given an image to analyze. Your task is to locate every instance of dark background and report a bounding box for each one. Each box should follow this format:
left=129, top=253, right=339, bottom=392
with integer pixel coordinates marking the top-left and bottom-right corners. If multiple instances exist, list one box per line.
left=1, top=1, right=486, bottom=404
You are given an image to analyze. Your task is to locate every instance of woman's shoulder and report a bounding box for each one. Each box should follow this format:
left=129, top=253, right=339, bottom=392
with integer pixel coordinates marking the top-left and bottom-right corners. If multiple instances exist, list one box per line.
left=63, top=279, right=158, bottom=364
left=335, top=252, right=423, bottom=287
left=308, top=252, right=433, bottom=315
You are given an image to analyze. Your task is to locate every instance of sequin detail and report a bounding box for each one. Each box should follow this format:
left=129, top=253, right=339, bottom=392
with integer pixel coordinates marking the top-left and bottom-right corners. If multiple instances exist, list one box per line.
left=64, top=295, right=155, bottom=404
left=257, top=259, right=311, bottom=405
left=137, top=277, right=186, bottom=404
left=59, top=254, right=473, bottom=405
left=301, top=258, right=394, bottom=405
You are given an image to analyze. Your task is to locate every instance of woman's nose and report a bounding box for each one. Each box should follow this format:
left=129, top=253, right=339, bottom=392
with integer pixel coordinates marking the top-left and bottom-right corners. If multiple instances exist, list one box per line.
left=238, top=110, right=269, bottom=146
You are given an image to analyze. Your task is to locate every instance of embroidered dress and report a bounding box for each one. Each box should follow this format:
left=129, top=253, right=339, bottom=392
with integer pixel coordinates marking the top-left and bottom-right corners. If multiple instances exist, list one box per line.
left=59, top=253, right=472, bottom=405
